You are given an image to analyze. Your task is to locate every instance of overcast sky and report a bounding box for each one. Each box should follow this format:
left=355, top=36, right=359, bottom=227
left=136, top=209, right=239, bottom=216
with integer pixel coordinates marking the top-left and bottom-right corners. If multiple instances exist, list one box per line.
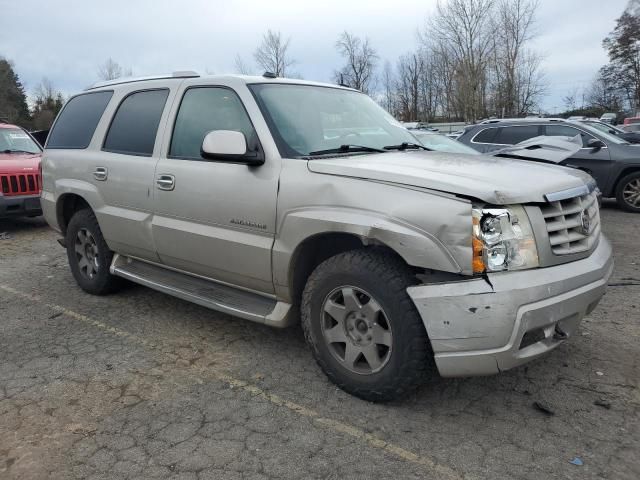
left=0, top=0, right=629, bottom=113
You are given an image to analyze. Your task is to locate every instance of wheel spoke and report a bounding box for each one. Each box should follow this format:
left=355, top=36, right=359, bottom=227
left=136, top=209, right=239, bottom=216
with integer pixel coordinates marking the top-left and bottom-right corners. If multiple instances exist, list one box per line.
left=324, top=299, right=347, bottom=323
left=343, top=343, right=361, bottom=368
left=360, top=298, right=382, bottom=321
left=361, top=344, right=383, bottom=371
left=77, top=229, right=87, bottom=244
left=371, top=323, right=392, bottom=346
left=324, top=324, right=347, bottom=344
left=341, top=287, right=362, bottom=311
left=74, top=241, right=84, bottom=255
left=78, top=256, right=88, bottom=271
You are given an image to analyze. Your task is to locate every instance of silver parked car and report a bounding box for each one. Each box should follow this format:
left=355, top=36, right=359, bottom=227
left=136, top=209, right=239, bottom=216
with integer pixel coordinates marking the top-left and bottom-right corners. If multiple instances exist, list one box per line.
left=41, top=73, right=613, bottom=401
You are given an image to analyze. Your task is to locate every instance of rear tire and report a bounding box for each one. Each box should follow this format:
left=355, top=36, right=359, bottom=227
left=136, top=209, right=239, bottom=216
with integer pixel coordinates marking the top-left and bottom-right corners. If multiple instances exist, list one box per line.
left=301, top=249, right=432, bottom=402
left=65, top=209, right=121, bottom=295
left=615, top=171, right=640, bottom=213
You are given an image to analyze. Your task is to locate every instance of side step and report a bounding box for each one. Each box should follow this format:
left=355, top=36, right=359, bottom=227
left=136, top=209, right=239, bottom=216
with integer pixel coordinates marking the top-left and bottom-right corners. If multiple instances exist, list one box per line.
left=110, top=254, right=293, bottom=328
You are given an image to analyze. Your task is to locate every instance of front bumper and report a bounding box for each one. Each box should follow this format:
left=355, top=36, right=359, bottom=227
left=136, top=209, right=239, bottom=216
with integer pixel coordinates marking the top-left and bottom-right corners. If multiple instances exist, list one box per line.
left=407, top=237, right=613, bottom=377
left=0, top=194, right=42, bottom=218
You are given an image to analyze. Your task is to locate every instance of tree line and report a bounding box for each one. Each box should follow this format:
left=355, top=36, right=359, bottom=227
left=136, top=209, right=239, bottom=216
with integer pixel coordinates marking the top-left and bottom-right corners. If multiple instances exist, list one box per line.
left=2, top=0, right=635, bottom=131
left=563, top=0, right=640, bottom=118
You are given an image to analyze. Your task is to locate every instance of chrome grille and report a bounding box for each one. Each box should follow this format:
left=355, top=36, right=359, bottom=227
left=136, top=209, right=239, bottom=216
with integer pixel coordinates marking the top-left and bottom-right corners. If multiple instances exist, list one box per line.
left=540, top=190, right=600, bottom=255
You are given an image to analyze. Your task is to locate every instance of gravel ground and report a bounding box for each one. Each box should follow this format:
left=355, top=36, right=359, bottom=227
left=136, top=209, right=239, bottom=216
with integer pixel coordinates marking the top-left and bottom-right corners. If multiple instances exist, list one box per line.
left=0, top=200, right=638, bottom=480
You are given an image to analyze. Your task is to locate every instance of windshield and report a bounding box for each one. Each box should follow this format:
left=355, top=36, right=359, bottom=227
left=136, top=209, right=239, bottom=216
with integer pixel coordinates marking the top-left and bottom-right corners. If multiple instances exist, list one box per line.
left=249, top=84, right=418, bottom=157
left=0, top=128, right=41, bottom=154
left=411, top=131, right=479, bottom=154
left=578, top=123, right=629, bottom=144
left=584, top=121, right=624, bottom=134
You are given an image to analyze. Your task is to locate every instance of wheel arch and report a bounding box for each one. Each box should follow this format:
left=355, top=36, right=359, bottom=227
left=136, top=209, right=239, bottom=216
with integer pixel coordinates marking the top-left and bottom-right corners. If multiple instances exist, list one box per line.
left=56, top=193, right=92, bottom=236
left=272, top=208, right=463, bottom=304
left=612, top=166, right=640, bottom=195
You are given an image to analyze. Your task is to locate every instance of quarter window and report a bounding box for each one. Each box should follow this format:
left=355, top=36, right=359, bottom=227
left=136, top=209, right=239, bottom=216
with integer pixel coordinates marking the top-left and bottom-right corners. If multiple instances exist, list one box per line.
left=544, top=125, right=595, bottom=147
left=494, top=125, right=541, bottom=145
left=170, top=87, right=258, bottom=160
left=47, top=91, right=113, bottom=149
left=103, top=89, right=169, bottom=156
left=472, top=128, right=499, bottom=144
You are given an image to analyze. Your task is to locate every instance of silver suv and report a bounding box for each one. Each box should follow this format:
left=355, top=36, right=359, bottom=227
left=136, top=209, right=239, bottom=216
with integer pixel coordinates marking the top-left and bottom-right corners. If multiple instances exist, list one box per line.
left=41, top=73, right=613, bottom=401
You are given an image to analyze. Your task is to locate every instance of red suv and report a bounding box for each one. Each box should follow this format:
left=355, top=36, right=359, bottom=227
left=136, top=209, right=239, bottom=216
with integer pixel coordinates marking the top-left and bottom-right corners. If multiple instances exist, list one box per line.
left=0, top=121, right=43, bottom=217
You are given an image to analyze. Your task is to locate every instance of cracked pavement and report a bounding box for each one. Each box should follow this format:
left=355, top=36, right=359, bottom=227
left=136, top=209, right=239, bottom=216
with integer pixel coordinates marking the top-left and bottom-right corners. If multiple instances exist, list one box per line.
left=0, top=200, right=638, bottom=479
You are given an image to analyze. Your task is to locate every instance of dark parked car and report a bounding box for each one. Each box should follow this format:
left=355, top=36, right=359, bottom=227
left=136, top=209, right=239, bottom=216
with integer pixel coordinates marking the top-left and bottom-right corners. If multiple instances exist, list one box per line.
left=458, top=119, right=640, bottom=212
left=579, top=119, right=640, bottom=144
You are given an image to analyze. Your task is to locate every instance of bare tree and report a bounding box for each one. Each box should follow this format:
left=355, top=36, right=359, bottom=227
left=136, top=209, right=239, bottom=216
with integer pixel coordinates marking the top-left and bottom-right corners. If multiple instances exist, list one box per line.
left=31, top=77, right=65, bottom=130
left=425, top=0, right=497, bottom=121
left=97, top=58, right=123, bottom=80
left=253, top=30, right=296, bottom=77
left=381, top=61, right=396, bottom=113
left=563, top=87, right=579, bottom=112
left=333, top=31, right=378, bottom=94
left=234, top=54, right=252, bottom=75
left=491, top=0, right=539, bottom=116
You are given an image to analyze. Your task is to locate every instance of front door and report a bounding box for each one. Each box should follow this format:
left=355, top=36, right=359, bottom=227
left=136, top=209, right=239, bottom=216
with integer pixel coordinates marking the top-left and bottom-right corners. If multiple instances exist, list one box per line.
left=152, top=85, right=279, bottom=294
left=543, top=124, right=613, bottom=188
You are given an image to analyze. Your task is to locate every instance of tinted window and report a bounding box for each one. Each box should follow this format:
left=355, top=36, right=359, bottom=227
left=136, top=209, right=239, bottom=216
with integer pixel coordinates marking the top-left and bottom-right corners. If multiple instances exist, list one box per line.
left=103, top=89, right=169, bottom=156
left=47, top=91, right=113, bottom=149
left=170, top=87, right=257, bottom=159
left=494, top=125, right=541, bottom=145
left=473, top=128, right=499, bottom=143
left=544, top=125, right=594, bottom=147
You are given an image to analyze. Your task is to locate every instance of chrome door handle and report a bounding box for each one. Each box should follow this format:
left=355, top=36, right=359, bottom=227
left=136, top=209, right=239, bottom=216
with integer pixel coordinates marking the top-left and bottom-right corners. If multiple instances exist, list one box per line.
left=156, top=174, right=175, bottom=191
left=93, top=167, right=108, bottom=181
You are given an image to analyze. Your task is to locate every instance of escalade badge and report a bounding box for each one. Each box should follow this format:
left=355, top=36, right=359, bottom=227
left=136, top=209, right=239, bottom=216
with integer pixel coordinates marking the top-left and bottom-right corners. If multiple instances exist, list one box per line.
left=580, top=210, right=590, bottom=235
left=230, top=218, right=267, bottom=230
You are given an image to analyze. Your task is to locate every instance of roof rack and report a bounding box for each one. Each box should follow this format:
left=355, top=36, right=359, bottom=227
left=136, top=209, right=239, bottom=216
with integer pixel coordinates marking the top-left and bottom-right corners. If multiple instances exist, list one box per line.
left=87, top=71, right=200, bottom=90
left=479, top=117, right=565, bottom=124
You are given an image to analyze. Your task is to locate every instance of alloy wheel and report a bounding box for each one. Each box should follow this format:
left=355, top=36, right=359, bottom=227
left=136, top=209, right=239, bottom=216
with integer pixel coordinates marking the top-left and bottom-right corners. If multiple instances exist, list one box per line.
left=321, top=286, right=393, bottom=375
left=622, top=178, right=640, bottom=208
left=74, top=228, right=99, bottom=279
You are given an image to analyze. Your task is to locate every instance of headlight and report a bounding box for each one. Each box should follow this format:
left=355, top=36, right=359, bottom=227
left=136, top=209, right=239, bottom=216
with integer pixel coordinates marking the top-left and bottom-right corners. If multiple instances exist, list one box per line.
left=472, top=205, right=539, bottom=273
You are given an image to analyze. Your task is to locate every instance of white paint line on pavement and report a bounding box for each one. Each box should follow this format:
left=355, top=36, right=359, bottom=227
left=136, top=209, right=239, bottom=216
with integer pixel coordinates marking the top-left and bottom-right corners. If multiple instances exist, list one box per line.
left=0, top=284, right=462, bottom=480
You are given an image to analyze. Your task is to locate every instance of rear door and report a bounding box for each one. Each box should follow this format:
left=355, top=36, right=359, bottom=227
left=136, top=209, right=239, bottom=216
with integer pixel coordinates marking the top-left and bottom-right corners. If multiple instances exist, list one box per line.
left=543, top=124, right=613, bottom=188
left=91, top=86, right=175, bottom=260
left=151, top=83, right=280, bottom=294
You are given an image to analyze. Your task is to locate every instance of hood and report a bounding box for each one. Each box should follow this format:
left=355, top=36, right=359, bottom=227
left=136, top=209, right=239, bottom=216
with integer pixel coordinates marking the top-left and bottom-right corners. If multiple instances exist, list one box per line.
left=307, top=150, right=593, bottom=204
left=0, top=152, right=41, bottom=175
left=491, top=135, right=582, bottom=164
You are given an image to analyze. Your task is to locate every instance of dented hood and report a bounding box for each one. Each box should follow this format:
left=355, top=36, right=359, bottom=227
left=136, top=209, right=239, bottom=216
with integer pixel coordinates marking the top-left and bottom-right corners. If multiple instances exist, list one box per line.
left=307, top=150, right=593, bottom=204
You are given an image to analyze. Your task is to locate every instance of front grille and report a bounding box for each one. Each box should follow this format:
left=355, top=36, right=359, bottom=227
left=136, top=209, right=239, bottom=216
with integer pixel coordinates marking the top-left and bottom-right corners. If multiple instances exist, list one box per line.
left=0, top=173, right=41, bottom=196
left=540, top=189, right=600, bottom=255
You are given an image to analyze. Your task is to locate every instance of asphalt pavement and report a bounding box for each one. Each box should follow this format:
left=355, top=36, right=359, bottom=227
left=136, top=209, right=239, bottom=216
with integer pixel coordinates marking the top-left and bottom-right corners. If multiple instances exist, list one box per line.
left=0, top=201, right=638, bottom=479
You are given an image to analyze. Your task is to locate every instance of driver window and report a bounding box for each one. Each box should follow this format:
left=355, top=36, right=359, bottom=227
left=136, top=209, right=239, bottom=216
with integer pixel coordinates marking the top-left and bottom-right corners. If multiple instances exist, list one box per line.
left=170, top=87, right=257, bottom=160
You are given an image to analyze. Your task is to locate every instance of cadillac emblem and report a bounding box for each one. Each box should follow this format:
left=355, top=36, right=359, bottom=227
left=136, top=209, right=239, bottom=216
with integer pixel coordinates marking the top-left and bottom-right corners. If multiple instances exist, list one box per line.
left=580, top=210, right=590, bottom=235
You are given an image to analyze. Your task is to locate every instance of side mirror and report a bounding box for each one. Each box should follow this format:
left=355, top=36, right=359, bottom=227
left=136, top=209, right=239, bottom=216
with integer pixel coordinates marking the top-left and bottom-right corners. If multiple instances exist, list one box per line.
left=201, top=130, right=264, bottom=165
left=586, top=138, right=605, bottom=150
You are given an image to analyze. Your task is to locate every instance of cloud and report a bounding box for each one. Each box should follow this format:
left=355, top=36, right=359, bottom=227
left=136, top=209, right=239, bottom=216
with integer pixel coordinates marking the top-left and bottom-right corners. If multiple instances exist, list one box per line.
left=0, top=0, right=627, bottom=111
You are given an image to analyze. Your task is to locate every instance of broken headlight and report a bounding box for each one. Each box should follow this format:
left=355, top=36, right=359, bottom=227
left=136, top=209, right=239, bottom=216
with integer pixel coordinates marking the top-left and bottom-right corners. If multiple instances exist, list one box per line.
left=472, top=205, right=539, bottom=273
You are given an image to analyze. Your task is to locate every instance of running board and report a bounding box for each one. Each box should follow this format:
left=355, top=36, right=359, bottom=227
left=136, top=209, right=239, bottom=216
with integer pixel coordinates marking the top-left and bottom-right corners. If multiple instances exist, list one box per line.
left=110, top=254, right=293, bottom=328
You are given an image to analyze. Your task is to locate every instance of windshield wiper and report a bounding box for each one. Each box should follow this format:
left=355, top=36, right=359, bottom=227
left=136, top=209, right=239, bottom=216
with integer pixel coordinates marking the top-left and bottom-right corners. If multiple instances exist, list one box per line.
left=383, top=142, right=429, bottom=151
left=2, top=149, right=37, bottom=154
left=307, top=144, right=386, bottom=156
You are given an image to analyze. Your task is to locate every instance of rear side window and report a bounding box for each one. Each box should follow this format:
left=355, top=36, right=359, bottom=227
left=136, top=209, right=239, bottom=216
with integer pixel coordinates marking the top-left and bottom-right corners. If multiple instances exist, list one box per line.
left=103, top=89, right=169, bottom=156
left=494, top=125, right=541, bottom=145
left=169, top=87, right=257, bottom=160
left=472, top=128, right=499, bottom=143
left=47, top=91, right=113, bottom=149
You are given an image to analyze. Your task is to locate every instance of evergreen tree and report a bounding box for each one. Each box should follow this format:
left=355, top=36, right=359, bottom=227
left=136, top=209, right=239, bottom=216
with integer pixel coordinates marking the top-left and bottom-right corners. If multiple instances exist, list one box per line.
left=0, top=58, right=31, bottom=127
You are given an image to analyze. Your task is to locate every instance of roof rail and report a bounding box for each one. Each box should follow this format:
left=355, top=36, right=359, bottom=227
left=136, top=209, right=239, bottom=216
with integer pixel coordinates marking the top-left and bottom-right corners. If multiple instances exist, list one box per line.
left=86, top=71, right=199, bottom=90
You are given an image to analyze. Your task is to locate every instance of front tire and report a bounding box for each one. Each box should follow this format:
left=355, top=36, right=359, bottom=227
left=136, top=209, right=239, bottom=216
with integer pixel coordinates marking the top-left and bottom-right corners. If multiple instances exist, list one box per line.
left=301, top=249, right=432, bottom=402
left=65, top=209, right=121, bottom=295
left=615, top=171, right=640, bottom=212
